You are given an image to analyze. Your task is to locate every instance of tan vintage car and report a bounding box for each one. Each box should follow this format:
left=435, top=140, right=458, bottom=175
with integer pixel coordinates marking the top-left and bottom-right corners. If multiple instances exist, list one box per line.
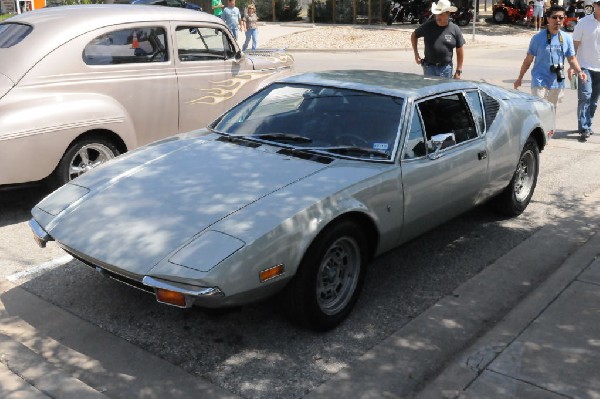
left=0, top=5, right=293, bottom=187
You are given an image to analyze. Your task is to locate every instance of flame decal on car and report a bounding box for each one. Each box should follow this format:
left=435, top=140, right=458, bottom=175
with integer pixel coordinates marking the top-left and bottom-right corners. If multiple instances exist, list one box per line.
left=186, top=72, right=268, bottom=105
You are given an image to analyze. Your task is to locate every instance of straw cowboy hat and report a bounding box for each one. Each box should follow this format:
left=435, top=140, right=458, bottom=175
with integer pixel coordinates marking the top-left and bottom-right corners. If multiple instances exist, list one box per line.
left=431, top=0, right=458, bottom=14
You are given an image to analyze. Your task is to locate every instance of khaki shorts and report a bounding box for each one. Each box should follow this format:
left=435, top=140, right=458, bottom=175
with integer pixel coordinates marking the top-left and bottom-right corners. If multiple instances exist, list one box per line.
left=531, top=86, right=564, bottom=111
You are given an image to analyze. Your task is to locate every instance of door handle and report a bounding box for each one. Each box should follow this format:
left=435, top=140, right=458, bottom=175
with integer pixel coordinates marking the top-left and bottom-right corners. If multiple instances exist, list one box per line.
left=478, top=151, right=487, bottom=160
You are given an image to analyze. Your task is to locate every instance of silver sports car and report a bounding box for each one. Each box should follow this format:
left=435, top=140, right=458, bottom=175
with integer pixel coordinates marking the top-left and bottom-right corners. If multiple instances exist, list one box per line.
left=30, top=71, right=555, bottom=330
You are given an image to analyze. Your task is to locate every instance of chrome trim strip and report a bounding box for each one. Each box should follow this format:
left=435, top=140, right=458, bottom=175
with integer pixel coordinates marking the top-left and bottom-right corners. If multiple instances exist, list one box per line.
left=0, top=118, right=125, bottom=142
left=142, top=276, right=224, bottom=297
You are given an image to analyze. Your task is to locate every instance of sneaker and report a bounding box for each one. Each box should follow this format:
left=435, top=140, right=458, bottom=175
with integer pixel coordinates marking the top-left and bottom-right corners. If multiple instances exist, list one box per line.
left=580, top=129, right=592, bottom=141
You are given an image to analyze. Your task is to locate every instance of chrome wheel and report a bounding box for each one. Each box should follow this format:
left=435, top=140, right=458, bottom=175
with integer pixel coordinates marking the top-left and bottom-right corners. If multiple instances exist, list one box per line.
left=514, top=148, right=536, bottom=203
left=67, top=143, right=116, bottom=180
left=316, top=236, right=361, bottom=316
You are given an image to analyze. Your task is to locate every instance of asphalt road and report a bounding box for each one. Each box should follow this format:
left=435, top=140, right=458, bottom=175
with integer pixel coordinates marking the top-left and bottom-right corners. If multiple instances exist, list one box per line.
left=1, top=41, right=600, bottom=399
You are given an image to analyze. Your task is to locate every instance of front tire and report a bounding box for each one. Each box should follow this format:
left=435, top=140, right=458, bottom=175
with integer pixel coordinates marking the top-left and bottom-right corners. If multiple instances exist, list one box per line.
left=51, top=136, right=120, bottom=187
left=492, top=137, right=539, bottom=216
left=284, top=220, right=368, bottom=331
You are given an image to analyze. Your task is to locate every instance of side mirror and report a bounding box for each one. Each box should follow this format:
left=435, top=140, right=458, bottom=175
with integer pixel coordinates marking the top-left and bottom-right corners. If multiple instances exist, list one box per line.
left=234, top=50, right=244, bottom=62
left=428, top=133, right=456, bottom=160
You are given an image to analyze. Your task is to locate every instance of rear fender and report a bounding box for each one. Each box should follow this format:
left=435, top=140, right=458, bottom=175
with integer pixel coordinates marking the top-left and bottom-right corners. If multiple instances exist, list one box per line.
left=0, top=93, right=135, bottom=184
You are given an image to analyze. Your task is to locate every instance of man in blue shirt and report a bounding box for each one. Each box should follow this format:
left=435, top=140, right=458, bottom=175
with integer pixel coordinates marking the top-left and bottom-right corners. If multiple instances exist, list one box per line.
left=222, top=0, right=241, bottom=40
left=514, top=5, right=587, bottom=112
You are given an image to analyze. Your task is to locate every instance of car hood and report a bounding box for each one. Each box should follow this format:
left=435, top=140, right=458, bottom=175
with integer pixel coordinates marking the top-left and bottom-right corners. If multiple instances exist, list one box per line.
left=35, top=134, right=330, bottom=275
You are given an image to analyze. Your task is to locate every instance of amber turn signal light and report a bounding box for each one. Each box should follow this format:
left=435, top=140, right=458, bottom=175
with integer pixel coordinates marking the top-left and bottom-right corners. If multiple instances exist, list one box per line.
left=156, top=288, right=187, bottom=307
left=259, top=264, right=284, bottom=282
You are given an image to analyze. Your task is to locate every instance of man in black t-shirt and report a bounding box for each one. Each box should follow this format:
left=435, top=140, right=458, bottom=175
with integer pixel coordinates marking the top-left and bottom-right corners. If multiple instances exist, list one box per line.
left=410, top=0, right=465, bottom=79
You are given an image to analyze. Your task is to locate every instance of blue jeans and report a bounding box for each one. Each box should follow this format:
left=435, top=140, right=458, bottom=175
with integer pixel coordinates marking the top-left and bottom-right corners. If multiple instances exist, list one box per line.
left=229, top=26, right=238, bottom=40
left=243, top=28, right=257, bottom=51
left=577, top=69, right=600, bottom=132
left=422, top=63, right=453, bottom=78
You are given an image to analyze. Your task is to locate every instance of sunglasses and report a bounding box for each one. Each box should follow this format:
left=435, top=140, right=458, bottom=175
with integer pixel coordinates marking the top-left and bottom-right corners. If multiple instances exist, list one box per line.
left=549, top=15, right=565, bottom=20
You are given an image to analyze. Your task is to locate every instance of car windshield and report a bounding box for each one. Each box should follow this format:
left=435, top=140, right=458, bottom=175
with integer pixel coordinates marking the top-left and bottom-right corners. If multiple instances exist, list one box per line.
left=211, top=83, right=405, bottom=161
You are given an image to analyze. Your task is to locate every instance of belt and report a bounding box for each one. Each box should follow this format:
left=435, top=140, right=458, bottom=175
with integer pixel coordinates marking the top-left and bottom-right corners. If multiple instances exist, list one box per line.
left=423, top=61, right=451, bottom=67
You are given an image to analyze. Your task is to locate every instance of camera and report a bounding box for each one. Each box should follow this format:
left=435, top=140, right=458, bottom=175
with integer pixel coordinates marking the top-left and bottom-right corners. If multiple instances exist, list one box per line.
left=550, top=64, right=565, bottom=82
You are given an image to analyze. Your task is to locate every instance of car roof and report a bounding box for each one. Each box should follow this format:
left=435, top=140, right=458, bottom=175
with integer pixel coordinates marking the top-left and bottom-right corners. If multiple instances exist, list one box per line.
left=0, top=5, right=224, bottom=82
left=280, top=70, right=479, bottom=99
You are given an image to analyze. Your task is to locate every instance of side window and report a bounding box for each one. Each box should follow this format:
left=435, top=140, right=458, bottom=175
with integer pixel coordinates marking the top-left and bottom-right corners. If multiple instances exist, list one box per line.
left=465, top=91, right=485, bottom=135
left=417, top=93, right=478, bottom=151
left=403, top=109, right=427, bottom=159
left=176, top=27, right=235, bottom=61
left=83, top=27, right=168, bottom=65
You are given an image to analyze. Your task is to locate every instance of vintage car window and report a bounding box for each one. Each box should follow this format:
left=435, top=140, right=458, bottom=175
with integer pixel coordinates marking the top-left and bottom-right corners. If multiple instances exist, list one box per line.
left=212, top=83, right=404, bottom=161
left=176, top=27, right=235, bottom=61
left=83, top=27, right=168, bottom=65
left=0, top=23, right=33, bottom=48
left=403, top=109, right=427, bottom=160
left=418, top=93, right=477, bottom=151
left=465, top=91, right=485, bottom=135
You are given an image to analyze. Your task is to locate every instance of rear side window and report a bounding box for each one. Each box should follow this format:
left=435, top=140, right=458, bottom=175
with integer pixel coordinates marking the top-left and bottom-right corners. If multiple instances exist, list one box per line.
left=83, top=27, right=168, bottom=65
left=0, top=23, right=33, bottom=48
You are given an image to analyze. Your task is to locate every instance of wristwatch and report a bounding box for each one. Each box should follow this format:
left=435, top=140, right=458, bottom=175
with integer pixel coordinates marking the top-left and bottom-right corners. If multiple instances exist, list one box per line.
left=456, top=69, right=462, bottom=74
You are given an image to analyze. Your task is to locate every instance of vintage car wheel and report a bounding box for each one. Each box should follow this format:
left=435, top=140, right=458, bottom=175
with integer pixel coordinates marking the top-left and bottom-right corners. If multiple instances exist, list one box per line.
left=493, top=9, right=508, bottom=23
left=284, top=220, right=368, bottom=331
left=493, top=137, right=539, bottom=216
left=585, top=4, right=593, bottom=14
left=52, top=136, right=120, bottom=186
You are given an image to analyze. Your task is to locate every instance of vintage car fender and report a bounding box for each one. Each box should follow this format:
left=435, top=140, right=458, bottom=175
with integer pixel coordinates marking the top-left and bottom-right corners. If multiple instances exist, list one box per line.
left=0, top=92, right=136, bottom=184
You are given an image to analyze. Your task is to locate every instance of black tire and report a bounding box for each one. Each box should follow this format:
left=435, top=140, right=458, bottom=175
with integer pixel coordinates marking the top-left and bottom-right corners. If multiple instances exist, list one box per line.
left=492, top=137, right=539, bottom=216
left=387, top=14, right=394, bottom=25
left=584, top=4, right=592, bottom=14
left=51, top=136, right=120, bottom=187
left=493, top=9, right=508, bottom=23
left=284, top=220, right=368, bottom=331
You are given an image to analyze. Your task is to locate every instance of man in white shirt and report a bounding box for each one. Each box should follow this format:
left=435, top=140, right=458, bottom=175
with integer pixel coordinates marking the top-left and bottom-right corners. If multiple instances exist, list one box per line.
left=571, top=0, right=600, bottom=141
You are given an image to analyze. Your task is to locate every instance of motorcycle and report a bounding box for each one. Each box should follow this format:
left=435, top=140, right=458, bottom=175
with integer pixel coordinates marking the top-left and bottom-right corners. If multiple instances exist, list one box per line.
left=452, top=5, right=473, bottom=26
left=387, top=0, right=420, bottom=25
left=563, top=0, right=590, bottom=32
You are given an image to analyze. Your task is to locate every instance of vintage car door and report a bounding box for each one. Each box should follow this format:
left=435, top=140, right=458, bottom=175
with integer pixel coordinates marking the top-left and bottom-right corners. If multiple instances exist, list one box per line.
left=78, top=24, right=179, bottom=147
left=173, top=23, right=255, bottom=132
left=399, top=90, right=489, bottom=242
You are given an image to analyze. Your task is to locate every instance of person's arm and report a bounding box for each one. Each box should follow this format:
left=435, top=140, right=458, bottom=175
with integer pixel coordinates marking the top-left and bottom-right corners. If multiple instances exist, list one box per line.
left=453, top=46, right=464, bottom=80
left=411, top=31, right=422, bottom=65
left=514, top=53, right=534, bottom=89
left=567, top=55, right=587, bottom=82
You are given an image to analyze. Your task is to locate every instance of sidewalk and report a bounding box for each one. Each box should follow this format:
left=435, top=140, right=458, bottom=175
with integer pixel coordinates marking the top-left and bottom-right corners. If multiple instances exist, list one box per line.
left=304, top=187, right=600, bottom=399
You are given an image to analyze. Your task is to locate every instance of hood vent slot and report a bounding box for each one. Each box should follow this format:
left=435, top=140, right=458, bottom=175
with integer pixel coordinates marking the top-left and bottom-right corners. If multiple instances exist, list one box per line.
left=216, top=135, right=261, bottom=148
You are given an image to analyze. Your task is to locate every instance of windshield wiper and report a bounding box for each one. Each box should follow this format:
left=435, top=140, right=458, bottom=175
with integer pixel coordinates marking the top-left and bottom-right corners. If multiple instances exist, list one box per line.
left=312, top=146, right=390, bottom=159
left=251, top=133, right=313, bottom=143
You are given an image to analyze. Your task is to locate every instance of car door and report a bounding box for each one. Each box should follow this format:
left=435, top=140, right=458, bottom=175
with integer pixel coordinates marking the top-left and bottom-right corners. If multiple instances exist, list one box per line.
left=173, top=24, right=254, bottom=133
left=78, top=24, right=179, bottom=147
left=399, top=90, right=489, bottom=242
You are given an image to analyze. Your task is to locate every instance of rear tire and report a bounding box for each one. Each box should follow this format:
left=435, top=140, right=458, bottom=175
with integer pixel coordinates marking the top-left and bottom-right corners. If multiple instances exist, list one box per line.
left=492, top=137, right=539, bottom=216
left=493, top=9, right=508, bottom=23
left=50, top=136, right=120, bottom=187
left=284, top=220, right=368, bottom=331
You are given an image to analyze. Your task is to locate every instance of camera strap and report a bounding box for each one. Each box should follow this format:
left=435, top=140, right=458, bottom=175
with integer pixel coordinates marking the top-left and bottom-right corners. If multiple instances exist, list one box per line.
left=547, top=29, right=565, bottom=66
